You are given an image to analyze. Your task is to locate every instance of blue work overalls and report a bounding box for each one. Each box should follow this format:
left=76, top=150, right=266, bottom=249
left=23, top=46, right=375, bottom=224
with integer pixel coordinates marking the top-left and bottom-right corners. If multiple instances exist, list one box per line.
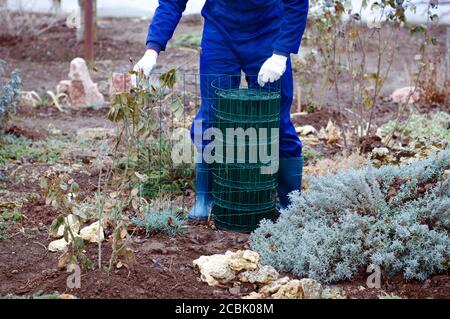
left=146, top=0, right=309, bottom=217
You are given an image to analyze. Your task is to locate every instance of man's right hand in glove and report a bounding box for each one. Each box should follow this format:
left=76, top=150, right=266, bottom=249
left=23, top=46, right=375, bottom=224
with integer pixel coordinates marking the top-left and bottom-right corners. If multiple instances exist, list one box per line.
left=132, top=49, right=158, bottom=87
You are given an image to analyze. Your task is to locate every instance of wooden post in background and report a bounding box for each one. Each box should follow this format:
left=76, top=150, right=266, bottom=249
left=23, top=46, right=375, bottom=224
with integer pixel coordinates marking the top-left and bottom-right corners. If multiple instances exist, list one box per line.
left=77, top=0, right=97, bottom=43
left=84, top=0, right=94, bottom=62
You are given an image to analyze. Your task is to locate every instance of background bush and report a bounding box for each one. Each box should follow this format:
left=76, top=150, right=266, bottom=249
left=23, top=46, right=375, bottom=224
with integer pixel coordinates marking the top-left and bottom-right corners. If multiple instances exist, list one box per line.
left=133, top=210, right=185, bottom=237
left=251, top=150, right=450, bottom=282
left=379, top=112, right=450, bottom=143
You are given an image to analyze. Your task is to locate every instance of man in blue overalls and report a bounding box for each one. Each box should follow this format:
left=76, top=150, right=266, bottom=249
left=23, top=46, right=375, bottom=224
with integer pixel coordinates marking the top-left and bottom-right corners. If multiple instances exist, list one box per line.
left=134, top=0, right=309, bottom=220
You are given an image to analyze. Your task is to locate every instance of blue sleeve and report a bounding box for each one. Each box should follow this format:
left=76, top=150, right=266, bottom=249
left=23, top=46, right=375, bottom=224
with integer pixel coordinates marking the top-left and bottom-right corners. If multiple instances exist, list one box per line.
left=146, top=0, right=189, bottom=53
left=273, top=0, right=309, bottom=56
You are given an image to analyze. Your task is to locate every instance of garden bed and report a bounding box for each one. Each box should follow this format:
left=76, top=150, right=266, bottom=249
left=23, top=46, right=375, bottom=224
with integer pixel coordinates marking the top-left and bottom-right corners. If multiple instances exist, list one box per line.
left=0, top=15, right=448, bottom=299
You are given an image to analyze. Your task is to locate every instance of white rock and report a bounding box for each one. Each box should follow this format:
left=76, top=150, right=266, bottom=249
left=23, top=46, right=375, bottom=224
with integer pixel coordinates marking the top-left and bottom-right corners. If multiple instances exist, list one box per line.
left=391, top=86, right=420, bottom=104
left=53, top=214, right=80, bottom=239
left=300, top=278, right=322, bottom=299
left=237, top=265, right=279, bottom=284
left=259, top=276, right=291, bottom=296
left=272, top=279, right=303, bottom=299
left=68, top=57, right=104, bottom=109
left=227, top=250, right=259, bottom=272
left=56, top=80, right=71, bottom=95
left=295, top=125, right=317, bottom=136
left=80, top=221, right=104, bottom=243
left=193, top=253, right=236, bottom=287
left=48, top=238, right=70, bottom=252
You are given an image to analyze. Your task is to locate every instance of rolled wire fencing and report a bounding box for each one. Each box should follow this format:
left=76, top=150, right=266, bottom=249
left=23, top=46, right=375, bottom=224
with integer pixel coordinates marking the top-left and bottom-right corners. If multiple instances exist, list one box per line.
left=130, top=72, right=280, bottom=233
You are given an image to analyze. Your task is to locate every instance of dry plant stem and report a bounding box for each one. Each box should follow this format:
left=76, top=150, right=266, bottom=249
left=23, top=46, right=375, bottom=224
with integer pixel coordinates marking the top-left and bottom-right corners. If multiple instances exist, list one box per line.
left=330, top=17, right=348, bottom=150
left=366, top=25, right=396, bottom=135
left=0, top=8, right=62, bottom=38
left=96, top=165, right=108, bottom=270
left=384, top=3, right=433, bottom=147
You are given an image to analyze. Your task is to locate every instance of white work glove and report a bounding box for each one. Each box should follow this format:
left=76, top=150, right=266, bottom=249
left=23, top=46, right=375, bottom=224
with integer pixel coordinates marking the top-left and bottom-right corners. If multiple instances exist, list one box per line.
left=257, top=54, right=288, bottom=87
left=132, top=49, right=158, bottom=87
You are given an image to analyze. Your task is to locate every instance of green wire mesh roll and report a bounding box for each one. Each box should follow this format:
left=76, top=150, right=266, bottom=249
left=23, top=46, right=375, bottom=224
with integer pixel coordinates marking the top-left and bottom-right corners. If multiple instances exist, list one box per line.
left=211, top=82, right=280, bottom=233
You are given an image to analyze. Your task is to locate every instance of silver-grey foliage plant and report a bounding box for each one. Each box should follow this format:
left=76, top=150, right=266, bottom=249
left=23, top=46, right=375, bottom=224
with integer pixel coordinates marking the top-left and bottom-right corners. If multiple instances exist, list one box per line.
left=0, top=61, right=22, bottom=129
left=251, top=150, right=450, bottom=282
left=133, top=210, right=185, bottom=237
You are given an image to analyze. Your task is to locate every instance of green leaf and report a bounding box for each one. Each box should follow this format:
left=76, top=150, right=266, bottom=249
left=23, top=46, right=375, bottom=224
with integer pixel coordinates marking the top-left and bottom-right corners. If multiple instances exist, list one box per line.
left=159, top=69, right=177, bottom=89
left=50, top=214, right=65, bottom=235
left=170, top=99, right=184, bottom=119
left=73, top=237, right=85, bottom=251
left=410, top=25, right=426, bottom=34
left=68, top=254, right=78, bottom=266
left=63, top=226, right=69, bottom=243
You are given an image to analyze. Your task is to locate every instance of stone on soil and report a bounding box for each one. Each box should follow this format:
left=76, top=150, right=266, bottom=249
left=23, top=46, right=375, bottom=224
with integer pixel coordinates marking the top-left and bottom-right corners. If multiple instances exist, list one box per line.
left=56, top=80, right=71, bottom=95
left=390, top=86, right=420, bottom=104
left=259, top=276, right=290, bottom=296
left=300, top=278, right=323, bottom=299
left=80, top=221, right=105, bottom=243
left=272, top=279, right=303, bottom=299
left=52, top=214, right=80, bottom=239
left=66, top=57, right=104, bottom=109
left=193, top=253, right=236, bottom=286
left=48, top=238, right=70, bottom=252
left=227, top=250, right=259, bottom=272
left=295, top=125, right=317, bottom=136
left=194, top=250, right=325, bottom=300
left=249, top=277, right=323, bottom=299
left=237, top=265, right=279, bottom=284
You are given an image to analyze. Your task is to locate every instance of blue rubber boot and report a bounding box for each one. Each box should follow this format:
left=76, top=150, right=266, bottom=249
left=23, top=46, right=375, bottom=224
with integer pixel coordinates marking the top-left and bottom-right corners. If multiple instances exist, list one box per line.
left=188, top=162, right=212, bottom=221
left=277, top=157, right=304, bottom=210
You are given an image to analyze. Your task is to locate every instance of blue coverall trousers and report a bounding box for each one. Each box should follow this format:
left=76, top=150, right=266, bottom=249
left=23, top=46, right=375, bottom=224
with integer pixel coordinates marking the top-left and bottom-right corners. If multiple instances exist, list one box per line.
left=146, top=1, right=308, bottom=219
left=189, top=21, right=302, bottom=158
left=186, top=19, right=303, bottom=219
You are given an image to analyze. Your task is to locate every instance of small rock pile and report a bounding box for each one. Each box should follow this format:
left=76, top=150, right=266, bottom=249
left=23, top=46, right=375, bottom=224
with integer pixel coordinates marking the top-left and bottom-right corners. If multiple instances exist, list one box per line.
left=370, top=139, right=448, bottom=167
left=193, top=250, right=331, bottom=299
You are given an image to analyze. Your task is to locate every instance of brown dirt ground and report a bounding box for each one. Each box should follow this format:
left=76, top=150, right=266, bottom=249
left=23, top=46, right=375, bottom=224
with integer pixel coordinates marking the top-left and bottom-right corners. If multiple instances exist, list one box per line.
left=0, top=225, right=251, bottom=299
left=0, top=15, right=448, bottom=299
